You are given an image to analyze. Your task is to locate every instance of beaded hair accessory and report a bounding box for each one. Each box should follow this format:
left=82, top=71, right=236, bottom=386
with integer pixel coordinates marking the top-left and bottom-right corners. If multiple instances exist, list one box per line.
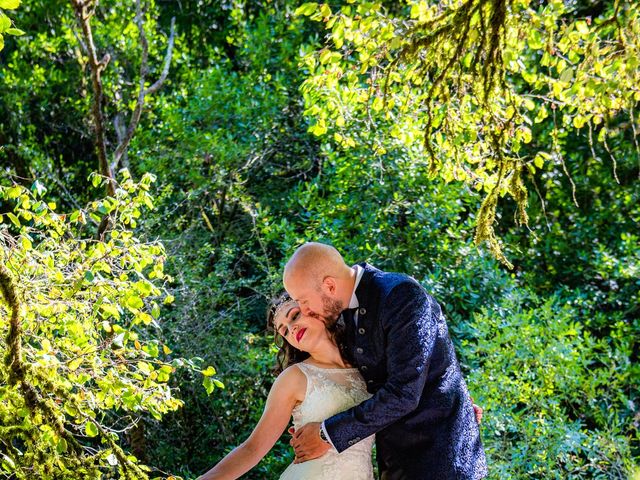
left=272, top=298, right=298, bottom=325
left=268, top=293, right=298, bottom=329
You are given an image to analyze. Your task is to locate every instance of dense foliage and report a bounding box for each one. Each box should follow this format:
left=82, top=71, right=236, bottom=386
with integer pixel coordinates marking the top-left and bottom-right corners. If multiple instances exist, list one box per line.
left=1, top=0, right=638, bottom=479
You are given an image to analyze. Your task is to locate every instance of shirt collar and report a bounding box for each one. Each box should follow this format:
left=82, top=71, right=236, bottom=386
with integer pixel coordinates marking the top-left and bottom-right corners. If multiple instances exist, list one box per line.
left=348, top=264, right=364, bottom=309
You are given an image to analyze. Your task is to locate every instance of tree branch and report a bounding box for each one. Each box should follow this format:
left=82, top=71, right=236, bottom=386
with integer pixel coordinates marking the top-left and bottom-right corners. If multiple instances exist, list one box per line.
left=70, top=0, right=116, bottom=197
left=0, top=263, right=23, bottom=386
left=111, top=4, right=176, bottom=172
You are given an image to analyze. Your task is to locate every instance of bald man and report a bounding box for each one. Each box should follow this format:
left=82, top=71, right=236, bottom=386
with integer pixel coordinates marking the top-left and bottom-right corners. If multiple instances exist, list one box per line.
left=284, top=242, right=487, bottom=480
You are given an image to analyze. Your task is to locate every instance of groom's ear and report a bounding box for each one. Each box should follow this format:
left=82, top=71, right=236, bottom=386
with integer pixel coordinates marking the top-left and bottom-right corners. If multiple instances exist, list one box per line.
left=322, top=276, right=337, bottom=294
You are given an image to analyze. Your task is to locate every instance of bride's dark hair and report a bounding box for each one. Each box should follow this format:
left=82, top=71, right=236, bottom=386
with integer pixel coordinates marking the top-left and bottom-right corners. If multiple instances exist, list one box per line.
left=266, top=292, right=352, bottom=374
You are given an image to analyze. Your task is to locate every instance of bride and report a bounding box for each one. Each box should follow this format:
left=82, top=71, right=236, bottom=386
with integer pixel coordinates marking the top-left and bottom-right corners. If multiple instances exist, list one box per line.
left=197, top=293, right=374, bottom=480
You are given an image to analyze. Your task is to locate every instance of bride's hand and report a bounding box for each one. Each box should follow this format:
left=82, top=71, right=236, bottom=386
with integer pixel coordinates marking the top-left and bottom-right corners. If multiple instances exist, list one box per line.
left=290, top=422, right=331, bottom=463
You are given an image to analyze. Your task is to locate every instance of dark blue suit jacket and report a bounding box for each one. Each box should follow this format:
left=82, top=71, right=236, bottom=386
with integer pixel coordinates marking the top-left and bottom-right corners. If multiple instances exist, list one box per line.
left=324, top=263, right=487, bottom=479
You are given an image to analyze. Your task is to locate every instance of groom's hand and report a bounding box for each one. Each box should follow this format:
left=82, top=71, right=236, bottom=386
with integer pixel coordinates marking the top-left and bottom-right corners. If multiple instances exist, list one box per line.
left=471, top=397, right=484, bottom=424
left=290, top=422, right=331, bottom=463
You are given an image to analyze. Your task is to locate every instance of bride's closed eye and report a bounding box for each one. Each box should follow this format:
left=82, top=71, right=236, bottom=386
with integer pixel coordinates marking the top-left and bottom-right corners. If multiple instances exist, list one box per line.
left=278, top=311, right=301, bottom=337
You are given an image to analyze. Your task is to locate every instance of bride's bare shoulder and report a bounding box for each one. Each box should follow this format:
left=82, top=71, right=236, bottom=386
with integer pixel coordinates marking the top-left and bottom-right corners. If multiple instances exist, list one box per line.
left=272, top=364, right=307, bottom=401
left=279, top=364, right=307, bottom=383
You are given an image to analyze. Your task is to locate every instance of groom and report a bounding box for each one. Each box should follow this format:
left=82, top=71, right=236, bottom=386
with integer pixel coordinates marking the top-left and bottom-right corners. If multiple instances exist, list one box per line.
left=283, top=242, right=487, bottom=479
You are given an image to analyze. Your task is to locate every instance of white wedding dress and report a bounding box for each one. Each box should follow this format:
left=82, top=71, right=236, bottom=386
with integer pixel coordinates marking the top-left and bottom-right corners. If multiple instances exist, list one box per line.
left=279, top=362, right=375, bottom=480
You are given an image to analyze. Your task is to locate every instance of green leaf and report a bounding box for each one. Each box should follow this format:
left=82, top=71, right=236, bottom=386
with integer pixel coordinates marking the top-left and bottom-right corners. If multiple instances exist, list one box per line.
left=112, top=333, right=125, bottom=349
left=20, top=236, right=32, bottom=251
left=56, top=437, right=68, bottom=454
left=100, top=303, right=121, bottom=320
left=90, top=173, right=102, bottom=188
left=137, top=362, right=152, bottom=375
left=320, top=3, right=331, bottom=17
left=213, top=379, right=225, bottom=389
left=202, top=366, right=217, bottom=377
left=85, top=421, right=99, bottom=438
left=294, top=2, right=318, bottom=17
left=0, top=12, right=11, bottom=33
left=68, top=358, right=82, bottom=371
left=163, top=294, right=175, bottom=305
left=6, top=186, right=21, bottom=200
left=1, top=454, right=16, bottom=471
left=7, top=212, right=20, bottom=227
left=64, top=403, right=77, bottom=417
left=572, top=114, right=587, bottom=129
left=126, top=295, right=144, bottom=310
left=559, top=68, right=574, bottom=84
left=527, top=30, right=544, bottom=50
left=0, top=0, right=21, bottom=9
left=31, top=180, right=47, bottom=197
left=5, top=28, right=23, bottom=36
left=203, top=376, right=215, bottom=395
left=575, top=20, right=588, bottom=34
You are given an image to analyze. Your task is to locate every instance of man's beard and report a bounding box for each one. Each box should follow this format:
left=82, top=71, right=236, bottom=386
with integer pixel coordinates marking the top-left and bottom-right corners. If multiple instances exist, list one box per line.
left=319, top=294, right=344, bottom=327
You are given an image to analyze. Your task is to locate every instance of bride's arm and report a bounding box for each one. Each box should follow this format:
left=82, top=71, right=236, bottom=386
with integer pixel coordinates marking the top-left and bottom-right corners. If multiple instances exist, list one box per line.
left=197, top=365, right=305, bottom=480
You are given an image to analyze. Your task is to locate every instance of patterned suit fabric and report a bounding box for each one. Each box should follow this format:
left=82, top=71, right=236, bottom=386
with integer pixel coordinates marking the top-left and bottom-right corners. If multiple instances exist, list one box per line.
left=324, top=263, right=487, bottom=479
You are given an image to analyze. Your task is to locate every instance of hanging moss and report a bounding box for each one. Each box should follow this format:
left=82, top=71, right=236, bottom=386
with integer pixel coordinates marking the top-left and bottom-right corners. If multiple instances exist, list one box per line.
left=380, top=0, right=525, bottom=266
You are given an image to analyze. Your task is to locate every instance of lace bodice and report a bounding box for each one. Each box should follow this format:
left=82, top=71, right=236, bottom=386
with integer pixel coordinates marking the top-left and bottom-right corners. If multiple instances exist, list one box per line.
left=278, top=363, right=375, bottom=480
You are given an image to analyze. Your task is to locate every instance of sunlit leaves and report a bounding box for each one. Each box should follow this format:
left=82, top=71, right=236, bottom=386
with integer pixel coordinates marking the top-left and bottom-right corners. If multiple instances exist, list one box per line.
left=0, top=172, right=221, bottom=478
left=0, top=0, right=22, bottom=53
left=297, top=0, right=640, bottom=264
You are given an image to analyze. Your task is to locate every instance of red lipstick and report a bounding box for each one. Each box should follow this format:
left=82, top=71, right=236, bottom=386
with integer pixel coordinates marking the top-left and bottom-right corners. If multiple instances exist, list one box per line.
left=296, top=328, right=307, bottom=343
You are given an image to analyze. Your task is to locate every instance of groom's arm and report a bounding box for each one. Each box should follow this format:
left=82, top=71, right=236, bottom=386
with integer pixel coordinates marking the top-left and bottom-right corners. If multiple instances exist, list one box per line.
left=324, top=280, right=437, bottom=453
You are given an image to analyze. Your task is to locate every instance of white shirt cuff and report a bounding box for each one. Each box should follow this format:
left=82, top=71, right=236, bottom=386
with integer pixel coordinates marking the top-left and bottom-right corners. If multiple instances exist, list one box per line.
left=320, top=422, right=336, bottom=449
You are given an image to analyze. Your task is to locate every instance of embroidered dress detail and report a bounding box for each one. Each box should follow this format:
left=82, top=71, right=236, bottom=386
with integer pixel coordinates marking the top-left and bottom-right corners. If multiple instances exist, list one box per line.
left=278, top=363, right=374, bottom=480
